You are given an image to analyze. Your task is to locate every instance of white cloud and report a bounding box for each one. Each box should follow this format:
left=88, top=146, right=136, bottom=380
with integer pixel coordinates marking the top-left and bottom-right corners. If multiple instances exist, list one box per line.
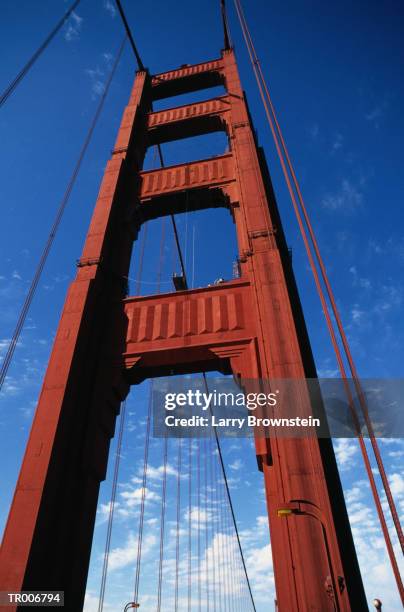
left=351, top=305, right=366, bottom=325
left=85, top=67, right=105, bottom=99
left=83, top=590, right=115, bottom=612
left=331, top=132, right=343, bottom=152
left=349, top=266, right=372, bottom=290
left=183, top=506, right=210, bottom=527
left=366, top=107, right=382, bottom=122
left=343, top=478, right=404, bottom=610
left=333, top=438, right=358, bottom=469
left=389, top=473, right=404, bottom=496
left=103, top=0, right=117, bottom=18
left=108, top=531, right=157, bottom=571
left=139, top=463, right=178, bottom=480
left=229, top=458, right=243, bottom=471
left=121, top=486, right=160, bottom=507
left=102, top=52, right=113, bottom=68
left=322, top=179, right=363, bottom=212
left=64, top=11, right=83, bottom=42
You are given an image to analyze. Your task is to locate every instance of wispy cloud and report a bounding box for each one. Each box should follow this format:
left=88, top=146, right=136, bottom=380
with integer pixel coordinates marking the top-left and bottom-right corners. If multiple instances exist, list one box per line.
left=342, top=473, right=404, bottom=609
left=366, top=106, right=383, bottom=123
left=107, top=531, right=157, bottom=571
left=229, top=458, right=243, bottom=471
left=333, top=438, right=358, bottom=469
left=103, top=0, right=117, bottom=18
left=364, top=93, right=392, bottom=129
left=64, top=11, right=83, bottom=42
left=85, top=53, right=115, bottom=100
left=102, top=52, right=113, bottom=68
left=121, top=486, right=160, bottom=507
left=349, top=266, right=372, bottom=290
left=331, top=132, right=343, bottom=153
left=85, top=67, right=105, bottom=100
left=322, top=178, right=363, bottom=212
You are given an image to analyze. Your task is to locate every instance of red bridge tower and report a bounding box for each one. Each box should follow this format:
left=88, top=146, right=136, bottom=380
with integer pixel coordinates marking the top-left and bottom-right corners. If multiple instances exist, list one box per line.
left=0, top=47, right=366, bottom=610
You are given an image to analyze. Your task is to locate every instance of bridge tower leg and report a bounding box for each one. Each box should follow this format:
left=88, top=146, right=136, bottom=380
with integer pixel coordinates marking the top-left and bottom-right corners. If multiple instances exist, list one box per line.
left=0, top=48, right=366, bottom=610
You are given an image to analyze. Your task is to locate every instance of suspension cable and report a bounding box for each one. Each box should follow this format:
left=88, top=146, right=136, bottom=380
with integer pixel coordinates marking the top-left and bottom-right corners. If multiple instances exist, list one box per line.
left=135, top=223, right=148, bottom=295
left=203, top=374, right=257, bottom=612
left=197, top=436, right=202, bottom=612
left=187, top=436, right=192, bottom=612
left=217, top=461, right=230, bottom=612
left=174, top=437, right=182, bottom=612
left=233, top=0, right=404, bottom=601
left=156, top=144, right=189, bottom=288
left=113, top=0, right=144, bottom=70
left=111, top=1, right=190, bottom=289
left=0, top=0, right=82, bottom=109
left=0, top=36, right=126, bottom=395
left=156, top=433, right=169, bottom=612
left=208, top=433, right=218, bottom=612
left=250, top=24, right=404, bottom=556
left=113, top=0, right=188, bottom=289
left=212, top=446, right=223, bottom=612
left=98, top=400, right=127, bottom=612
left=204, top=434, right=210, bottom=612
left=133, top=382, right=153, bottom=603
left=220, top=0, right=232, bottom=50
left=157, top=217, right=166, bottom=293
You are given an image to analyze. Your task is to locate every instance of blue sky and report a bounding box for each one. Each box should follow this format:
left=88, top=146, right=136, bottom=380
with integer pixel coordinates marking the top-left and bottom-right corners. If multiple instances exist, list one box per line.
left=0, top=0, right=403, bottom=610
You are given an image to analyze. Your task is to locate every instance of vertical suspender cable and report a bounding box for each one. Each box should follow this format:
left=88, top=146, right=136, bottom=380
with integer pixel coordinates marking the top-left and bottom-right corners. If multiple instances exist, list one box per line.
left=156, top=434, right=169, bottom=612
left=203, top=374, right=257, bottom=612
left=98, top=400, right=127, bottom=612
left=174, top=437, right=182, bottom=612
left=133, top=382, right=153, bottom=603
left=232, top=0, right=404, bottom=602
left=216, top=459, right=228, bottom=612
left=212, top=446, right=223, bottom=612
left=188, top=437, right=192, bottom=611
left=0, top=36, right=126, bottom=394
left=191, top=225, right=196, bottom=289
left=157, top=217, right=166, bottom=294
left=135, top=223, right=148, bottom=295
left=156, top=145, right=189, bottom=288
left=135, top=145, right=159, bottom=295
left=197, top=437, right=202, bottom=612
left=0, top=0, right=82, bottom=108
left=209, top=434, right=217, bottom=612
left=204, top=434, right=211, bottom=611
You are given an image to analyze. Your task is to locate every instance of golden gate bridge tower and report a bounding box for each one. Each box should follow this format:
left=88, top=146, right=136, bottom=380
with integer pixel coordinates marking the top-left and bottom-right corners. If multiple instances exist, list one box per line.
left=2, top=1, right=402, bottom=610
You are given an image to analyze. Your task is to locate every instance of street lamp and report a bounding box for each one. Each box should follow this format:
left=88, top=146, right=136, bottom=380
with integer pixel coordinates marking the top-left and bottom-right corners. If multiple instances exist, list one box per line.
left=124, top=603, right=140, bottom=611
left=373, top=599, right=382, bottom=611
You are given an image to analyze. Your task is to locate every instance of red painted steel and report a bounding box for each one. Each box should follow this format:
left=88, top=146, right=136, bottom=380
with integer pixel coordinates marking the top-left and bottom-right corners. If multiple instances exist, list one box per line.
left=0, top=49, right=366, bottom=611
left=147, top=96, right=229, bottom=128
left=139, top=153, right=235, bottom=199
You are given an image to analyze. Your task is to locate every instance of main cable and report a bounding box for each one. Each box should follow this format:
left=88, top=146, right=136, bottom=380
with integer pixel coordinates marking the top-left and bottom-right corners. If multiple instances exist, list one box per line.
left=0, top=36, right=126, bottom=395
left=114, top=0, right=145, bottom=70
left=0, top=0, right=82, bottom=108
left=233, top=0, right=404, bottom=601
